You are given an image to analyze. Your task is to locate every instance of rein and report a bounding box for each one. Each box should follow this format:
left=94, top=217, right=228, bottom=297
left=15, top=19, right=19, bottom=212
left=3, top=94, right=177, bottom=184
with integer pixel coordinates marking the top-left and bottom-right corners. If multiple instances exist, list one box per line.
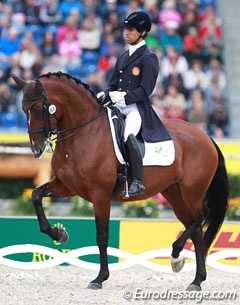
left=24, top=90, right=107, bottom=143
left=54, top=107, right=107, bottom=142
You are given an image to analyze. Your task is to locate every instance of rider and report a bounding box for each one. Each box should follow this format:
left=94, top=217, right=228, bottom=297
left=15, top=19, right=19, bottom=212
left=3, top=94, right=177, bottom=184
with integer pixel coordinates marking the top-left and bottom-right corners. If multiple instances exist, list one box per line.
left=98, top=11, right=161, bottom=196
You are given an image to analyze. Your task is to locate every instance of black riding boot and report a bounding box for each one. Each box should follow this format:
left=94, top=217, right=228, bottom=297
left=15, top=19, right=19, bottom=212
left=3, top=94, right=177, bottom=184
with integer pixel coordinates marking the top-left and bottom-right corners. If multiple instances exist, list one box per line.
left=126, top=134, right=145, bottom=196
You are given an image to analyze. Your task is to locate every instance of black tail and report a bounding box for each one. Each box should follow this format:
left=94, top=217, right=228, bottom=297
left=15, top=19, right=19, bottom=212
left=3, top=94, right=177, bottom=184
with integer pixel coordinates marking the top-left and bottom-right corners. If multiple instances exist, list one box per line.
left=203, top=139, right=229, bottom=255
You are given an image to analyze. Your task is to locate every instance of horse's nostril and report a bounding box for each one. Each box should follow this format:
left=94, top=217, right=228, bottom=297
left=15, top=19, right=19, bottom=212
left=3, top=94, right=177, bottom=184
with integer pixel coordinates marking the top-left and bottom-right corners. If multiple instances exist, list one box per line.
left=34, top=148, right=42, bottom=158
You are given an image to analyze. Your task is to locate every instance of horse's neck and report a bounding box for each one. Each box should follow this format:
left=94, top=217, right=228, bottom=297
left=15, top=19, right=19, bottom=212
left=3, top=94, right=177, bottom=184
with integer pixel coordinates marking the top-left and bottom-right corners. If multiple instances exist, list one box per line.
left=53, top=84, right=102, bottom=130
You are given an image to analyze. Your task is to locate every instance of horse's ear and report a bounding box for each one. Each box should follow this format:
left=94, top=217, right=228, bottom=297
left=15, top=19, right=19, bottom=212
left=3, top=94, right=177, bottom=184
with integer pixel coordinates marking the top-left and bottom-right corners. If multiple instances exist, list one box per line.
left=35, top=79, right=43, bottom=96
left=11, top=74, right=27, bottom=89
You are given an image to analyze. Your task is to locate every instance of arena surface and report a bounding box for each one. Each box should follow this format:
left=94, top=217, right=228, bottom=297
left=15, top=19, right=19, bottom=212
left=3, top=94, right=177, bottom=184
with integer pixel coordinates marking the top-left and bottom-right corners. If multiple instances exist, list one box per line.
left=0, top=265, right=238, bottom=305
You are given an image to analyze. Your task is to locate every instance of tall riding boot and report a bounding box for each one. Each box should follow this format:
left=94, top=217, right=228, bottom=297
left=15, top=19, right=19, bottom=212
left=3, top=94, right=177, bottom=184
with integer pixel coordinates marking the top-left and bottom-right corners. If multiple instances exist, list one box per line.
left=126, top=134, right=145, bottom=196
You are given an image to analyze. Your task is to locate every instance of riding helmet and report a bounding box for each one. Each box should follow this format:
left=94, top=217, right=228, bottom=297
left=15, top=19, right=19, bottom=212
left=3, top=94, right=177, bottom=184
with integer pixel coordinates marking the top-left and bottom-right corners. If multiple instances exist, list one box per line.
left=123, top=11, right=152, bottom=33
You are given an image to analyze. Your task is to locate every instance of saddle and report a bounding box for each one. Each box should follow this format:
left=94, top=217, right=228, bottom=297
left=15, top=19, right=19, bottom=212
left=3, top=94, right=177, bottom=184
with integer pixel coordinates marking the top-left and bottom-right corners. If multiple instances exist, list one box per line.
left=108, top=106, right=175, bottom=197
left=110, top=106, right=145, bottom=161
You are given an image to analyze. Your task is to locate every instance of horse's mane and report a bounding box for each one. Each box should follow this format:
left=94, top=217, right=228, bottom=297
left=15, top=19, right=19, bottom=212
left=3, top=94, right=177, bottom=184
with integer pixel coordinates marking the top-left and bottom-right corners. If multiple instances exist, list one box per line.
left=38, top=71, right=96, bottom=98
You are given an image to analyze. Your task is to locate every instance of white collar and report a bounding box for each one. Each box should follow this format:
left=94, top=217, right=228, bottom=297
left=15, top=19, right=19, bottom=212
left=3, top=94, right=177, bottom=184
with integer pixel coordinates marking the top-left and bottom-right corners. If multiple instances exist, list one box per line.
left=129, top=40, right=146, bottom=56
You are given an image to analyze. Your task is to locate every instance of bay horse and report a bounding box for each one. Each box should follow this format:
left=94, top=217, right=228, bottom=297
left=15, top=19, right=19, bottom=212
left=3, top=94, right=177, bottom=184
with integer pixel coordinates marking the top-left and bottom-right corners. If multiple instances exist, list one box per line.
left=12, top=72, right=228, bottom=291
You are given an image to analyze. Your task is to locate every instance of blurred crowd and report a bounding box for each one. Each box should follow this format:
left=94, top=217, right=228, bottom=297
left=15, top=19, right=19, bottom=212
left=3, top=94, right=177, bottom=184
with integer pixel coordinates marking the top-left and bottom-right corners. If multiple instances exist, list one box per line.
left=0, top=0, right=229, bottom=138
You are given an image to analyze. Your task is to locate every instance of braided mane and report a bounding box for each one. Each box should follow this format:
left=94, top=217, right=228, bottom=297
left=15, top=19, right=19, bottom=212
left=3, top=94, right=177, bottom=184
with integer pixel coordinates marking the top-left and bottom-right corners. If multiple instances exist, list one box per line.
left=38, top=71, right=96, bottom=98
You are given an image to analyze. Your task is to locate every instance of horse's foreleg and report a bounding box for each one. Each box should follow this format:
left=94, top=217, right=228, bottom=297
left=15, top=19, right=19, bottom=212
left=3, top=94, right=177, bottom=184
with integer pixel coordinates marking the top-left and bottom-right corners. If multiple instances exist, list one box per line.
left=88, top=201, right=110, bottom=289
left=32, top=177, right=71, bottom=243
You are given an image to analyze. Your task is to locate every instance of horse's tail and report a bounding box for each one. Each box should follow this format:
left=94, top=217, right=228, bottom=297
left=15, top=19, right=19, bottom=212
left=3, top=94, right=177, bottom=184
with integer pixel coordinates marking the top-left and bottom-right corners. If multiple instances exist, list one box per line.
left=203, top=139, right=229, bottom=255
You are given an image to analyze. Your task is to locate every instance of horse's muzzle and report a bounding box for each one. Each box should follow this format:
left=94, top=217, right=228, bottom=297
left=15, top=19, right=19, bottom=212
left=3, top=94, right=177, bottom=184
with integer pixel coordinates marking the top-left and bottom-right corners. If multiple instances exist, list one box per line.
left=33, top=147, right=43, bottom=159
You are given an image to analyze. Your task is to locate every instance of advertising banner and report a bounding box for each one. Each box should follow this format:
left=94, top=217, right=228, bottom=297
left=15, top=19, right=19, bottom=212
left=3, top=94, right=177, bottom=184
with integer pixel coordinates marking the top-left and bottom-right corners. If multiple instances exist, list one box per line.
left=0, top=217, right=239, bottom=274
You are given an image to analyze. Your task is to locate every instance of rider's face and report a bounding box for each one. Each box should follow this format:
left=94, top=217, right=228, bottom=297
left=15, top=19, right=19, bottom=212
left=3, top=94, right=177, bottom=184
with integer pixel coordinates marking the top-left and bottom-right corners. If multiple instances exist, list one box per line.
left=125, top=27, right=143, bottom=45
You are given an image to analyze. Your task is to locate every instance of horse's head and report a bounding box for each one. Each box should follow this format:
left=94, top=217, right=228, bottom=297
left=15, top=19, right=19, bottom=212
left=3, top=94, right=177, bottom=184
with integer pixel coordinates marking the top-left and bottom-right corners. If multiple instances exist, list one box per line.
left=11, top=74, right=58, bottom=159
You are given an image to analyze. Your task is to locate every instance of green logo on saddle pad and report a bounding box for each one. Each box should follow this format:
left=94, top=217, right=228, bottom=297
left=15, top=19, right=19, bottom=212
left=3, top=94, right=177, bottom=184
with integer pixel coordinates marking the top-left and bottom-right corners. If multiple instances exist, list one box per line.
left=155, top=146, right=163, bottom=154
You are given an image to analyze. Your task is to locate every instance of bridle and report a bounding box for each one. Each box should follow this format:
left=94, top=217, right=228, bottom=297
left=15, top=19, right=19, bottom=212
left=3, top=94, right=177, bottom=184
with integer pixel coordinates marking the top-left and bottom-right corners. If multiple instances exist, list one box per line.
left=23, top=88, right=107, bottom=143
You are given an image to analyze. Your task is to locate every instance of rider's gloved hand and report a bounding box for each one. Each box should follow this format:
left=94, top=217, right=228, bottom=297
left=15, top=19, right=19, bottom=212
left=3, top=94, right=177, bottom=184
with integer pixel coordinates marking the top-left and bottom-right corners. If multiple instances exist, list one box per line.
left=109, top=91, right=126, bottom=106
left=96, top=91, right=111, bottom=106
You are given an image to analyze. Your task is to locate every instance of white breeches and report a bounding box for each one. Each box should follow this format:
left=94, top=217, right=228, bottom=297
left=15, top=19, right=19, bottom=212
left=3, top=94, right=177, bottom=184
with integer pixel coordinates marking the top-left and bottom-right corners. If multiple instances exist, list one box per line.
left=115, top=103, right=142, bottom=142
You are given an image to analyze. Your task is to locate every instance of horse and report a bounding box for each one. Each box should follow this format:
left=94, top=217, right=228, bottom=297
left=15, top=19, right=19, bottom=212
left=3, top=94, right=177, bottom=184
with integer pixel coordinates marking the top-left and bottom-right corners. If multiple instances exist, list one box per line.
left=12, top=72, right=228, bottom=291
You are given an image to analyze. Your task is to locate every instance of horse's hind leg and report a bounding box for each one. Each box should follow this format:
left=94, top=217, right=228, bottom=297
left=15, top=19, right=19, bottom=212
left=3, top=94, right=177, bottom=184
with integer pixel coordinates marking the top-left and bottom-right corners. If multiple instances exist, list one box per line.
left=186, top=226, right=206, bottom=291
left=32, top=177, right=71, bottom=243
left=163, top=186, right=206, bottom=290
left=171, top=218, right=201, bottom=272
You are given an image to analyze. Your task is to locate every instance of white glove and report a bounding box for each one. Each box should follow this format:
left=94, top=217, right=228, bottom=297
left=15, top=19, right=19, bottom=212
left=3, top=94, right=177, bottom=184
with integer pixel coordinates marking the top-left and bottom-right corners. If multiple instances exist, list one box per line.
left=96, top=91, right=105, bottom=99
left=109, top=91, right=126, bottom=105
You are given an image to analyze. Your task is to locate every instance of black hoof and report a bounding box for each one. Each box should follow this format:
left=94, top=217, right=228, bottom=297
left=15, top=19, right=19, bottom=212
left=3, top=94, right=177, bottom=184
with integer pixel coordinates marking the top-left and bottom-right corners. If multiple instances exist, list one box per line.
left=57, top=227, right=69, bottom=243
left=87, top=282, right=102, bottom=290
left=186, top=284, right=202, bottom=291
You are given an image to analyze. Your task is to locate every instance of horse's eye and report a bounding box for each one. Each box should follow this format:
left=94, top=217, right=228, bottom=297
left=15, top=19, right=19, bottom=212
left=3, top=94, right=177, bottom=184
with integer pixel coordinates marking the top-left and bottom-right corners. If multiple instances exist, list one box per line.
left=32, top=102, right=43, bottom=110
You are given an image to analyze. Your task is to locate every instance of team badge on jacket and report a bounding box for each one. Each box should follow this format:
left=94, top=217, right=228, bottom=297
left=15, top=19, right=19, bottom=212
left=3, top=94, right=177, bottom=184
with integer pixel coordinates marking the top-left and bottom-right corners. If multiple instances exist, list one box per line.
left=132, top=66, right=140, bottom=76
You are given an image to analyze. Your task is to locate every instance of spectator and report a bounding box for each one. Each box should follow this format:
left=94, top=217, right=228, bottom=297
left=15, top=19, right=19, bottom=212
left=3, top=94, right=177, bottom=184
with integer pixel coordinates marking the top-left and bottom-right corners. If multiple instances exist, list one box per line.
left=11, top=0, right=26, bottom=14
left=183, top=59, right=207, bottom=93
left=59, top=0, right=85, bottom=22
left=98, top=43, right=119, bottom=73
left=161, top=46, right=188, bottom=79
left=78, top=11, right=102, bottom=52
left=0, top=15, right=11, bottom=39
left=124, top=0, right=143, bottom=17
left=98, top=0, right=118, bottom=21
left=0, top=83, right=18, bottom=113
left=145, top=0, right=160, bottom=25
left=58, top=31, right=82, bottom=68
left=163, top=84, right=187, bottom=120
left=40, top=53, right=67, bottom=74
left=182, top=27, right=202, bottom=63
left=39, top=0, right=62, bottom=27
left=199, top=5, right=223, bottom=49
left=208, top=103, right=229, bottom=138
left=159, top=21, right=183, bottom=52
left=205, top=59, right=226, bottom=90
left=24, top=0, right=40, bottom=25
left=20, top=30, right=35, bottom=51
left=145, top=23, right=162, bottom=51
left=186, top=88, right=208, bottom=132
left=205, top=79, right=228, bottom=116
left=0, top=27, right=22, bottom=57
left=162, top=72, right=188, bottom=97
left=0, top=53, right=23, bottom=86
left=86, top=72, right=103, bottom=93
left=151, top=84, right=167, bottom=119
left=179, top=9, right=199, bottom=37
left=106, top=11, right=123, bottom=44
left=19, top=40, right=43, bottom=70
left=40, top=30, right=59, bottom=60
left=56, top=15, right=78, bottom=44
left=202, top=42, right=223, bottom=66
left=159, top=0, right=182, bottom=31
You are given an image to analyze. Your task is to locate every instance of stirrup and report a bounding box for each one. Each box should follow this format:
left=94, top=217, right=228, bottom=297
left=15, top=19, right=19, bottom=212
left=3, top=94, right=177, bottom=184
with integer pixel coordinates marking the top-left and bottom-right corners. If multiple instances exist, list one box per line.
left=128, top=179, right=145, bottom=196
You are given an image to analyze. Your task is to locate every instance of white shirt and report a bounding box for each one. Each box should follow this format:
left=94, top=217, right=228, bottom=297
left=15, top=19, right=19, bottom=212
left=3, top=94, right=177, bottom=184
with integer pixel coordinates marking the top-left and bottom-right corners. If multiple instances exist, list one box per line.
left=129, top=40, right=146, bottom=56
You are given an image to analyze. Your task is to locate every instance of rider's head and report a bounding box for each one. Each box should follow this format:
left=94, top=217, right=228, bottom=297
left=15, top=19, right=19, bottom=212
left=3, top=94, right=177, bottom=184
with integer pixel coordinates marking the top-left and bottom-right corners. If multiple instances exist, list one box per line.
left=123, top=11, right=151, bottom=43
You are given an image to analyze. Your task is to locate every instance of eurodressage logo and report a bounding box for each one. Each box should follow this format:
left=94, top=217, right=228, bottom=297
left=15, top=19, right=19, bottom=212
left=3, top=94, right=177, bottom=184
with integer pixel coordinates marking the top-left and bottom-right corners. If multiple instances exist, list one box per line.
left=53, top=222, right=67, bottom=246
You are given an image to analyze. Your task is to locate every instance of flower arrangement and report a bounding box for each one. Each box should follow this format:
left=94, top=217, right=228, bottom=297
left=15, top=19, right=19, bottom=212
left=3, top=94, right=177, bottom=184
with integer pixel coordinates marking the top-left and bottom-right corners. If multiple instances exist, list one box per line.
left=13, top=188, right=35, bottom=215
left=70, top=196, right=94, bottom=216
left=226, top=197, right=240, bottom=221
left=123, top=197, right=160, bottom=218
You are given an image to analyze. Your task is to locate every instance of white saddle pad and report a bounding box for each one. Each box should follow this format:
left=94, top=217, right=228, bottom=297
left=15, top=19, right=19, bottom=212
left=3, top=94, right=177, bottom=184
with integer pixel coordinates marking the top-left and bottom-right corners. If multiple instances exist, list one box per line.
left=107, top=108, right=175, bottom=166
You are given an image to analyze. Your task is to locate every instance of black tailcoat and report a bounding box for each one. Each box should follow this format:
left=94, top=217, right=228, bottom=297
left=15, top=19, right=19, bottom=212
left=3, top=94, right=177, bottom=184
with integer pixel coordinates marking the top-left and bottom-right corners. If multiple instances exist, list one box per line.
left=106, top=45, right=171, bottom=142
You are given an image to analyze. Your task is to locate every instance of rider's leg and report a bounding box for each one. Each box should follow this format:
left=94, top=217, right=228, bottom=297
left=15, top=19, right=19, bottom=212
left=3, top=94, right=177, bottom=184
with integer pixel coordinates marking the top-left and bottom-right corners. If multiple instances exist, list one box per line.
left=124, top=106, right=144, bottom=196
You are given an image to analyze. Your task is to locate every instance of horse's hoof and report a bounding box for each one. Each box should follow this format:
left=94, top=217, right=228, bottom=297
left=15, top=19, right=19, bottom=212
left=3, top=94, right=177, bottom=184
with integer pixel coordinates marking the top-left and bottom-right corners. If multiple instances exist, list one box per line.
left=57, top=227, right=69, bottom=243
left=87, top=282, right=102, bottom=290
left=186, top=284, right=202, bottom=291
left=171, top=255, right=185, bottom=273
